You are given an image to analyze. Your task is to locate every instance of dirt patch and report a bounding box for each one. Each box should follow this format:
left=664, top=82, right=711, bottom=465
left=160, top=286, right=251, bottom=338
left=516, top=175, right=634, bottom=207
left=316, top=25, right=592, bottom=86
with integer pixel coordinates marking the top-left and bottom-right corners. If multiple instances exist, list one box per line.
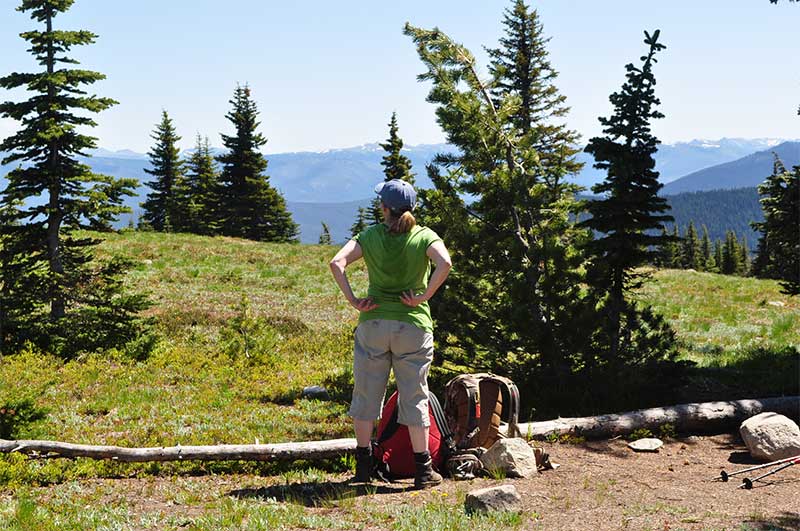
left=24, top=434, right=800, bottom=530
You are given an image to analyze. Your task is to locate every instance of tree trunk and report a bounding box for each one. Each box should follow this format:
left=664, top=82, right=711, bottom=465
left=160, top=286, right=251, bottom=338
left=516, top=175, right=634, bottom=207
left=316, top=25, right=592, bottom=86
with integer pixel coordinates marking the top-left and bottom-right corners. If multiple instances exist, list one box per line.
left=512, top=396, right=800, bottom=440
left=1, top=397, right=797, bottom=463
left=45, top=9, right=65, bottom=321
left=0, top=438, right=357, bottom=463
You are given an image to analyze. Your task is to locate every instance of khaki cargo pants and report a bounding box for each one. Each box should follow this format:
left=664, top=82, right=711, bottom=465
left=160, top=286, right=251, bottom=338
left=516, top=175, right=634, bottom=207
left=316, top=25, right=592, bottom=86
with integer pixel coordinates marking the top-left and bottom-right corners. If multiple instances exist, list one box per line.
left=348, top=319, right=434, bottom=427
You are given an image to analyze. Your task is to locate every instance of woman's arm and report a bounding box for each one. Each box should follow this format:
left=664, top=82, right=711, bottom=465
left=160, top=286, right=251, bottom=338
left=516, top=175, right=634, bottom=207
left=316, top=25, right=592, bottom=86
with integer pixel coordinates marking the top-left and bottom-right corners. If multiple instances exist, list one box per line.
left=401, top=240, right=452, bottom=307
left=329, top=239, right=378, bottom=312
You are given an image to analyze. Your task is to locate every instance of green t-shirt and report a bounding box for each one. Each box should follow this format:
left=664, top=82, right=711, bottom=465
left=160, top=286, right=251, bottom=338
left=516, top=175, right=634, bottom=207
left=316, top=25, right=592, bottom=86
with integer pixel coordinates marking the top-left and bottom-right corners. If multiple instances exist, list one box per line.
left=354, top=224, right=442, bottom=333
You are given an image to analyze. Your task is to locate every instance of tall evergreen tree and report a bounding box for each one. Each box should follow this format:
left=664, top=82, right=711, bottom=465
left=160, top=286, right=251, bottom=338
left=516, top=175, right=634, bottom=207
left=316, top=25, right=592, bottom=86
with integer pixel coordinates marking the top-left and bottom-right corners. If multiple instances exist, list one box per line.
left=0, top=0, right=149, bottom=357
left=682, top=222, right=702, bottom=270
left=350, top=207, right=369, bottom=238
left=216, top=85, right=298, bottom=242
left=701, top=225, right=713, bottom=271
left=486, top=0, right=582, bottom=177
left=319, top=222, right=332, bottom=245
left=752, top=154, right=800, bottom=294
left=404, top=2, right=589, bottom=389
left=179, top=135, right=219, bottom=235
left=580, top=30, right=674, bottom=362
left=369, top=112, right=416, bottom=224
left=141, top=111, right=183, bottom=232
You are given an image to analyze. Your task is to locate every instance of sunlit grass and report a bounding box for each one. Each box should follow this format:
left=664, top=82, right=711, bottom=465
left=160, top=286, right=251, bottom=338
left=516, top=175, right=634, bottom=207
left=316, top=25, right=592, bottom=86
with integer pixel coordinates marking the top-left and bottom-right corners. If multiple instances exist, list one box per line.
left=637, top=269, right=800, bottom=366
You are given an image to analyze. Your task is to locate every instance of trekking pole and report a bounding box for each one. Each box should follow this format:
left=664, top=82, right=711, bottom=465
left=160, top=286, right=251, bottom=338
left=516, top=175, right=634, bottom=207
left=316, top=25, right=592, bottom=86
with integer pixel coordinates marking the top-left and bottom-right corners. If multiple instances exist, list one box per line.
left=716, top=454, right=800, bottom=482
left=739, top=456, right=800, bottom=490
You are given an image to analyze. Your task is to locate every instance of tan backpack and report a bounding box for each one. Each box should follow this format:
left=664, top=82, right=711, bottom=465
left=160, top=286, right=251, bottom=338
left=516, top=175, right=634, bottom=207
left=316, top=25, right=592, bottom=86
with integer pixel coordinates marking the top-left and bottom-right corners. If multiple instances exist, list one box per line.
left=443, top=373, right=521, bottom=450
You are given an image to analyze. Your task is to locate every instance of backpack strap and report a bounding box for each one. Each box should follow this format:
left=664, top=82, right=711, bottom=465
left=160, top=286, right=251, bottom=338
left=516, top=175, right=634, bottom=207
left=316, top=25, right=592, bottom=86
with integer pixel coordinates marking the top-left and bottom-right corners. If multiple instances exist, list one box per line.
left=429, top=391, right=456, bottom=456
left=376, top=400, right=401, bottom=445
left=476, top=378, right=503, bottom=449
left=487, top=375, right=521, bottom=438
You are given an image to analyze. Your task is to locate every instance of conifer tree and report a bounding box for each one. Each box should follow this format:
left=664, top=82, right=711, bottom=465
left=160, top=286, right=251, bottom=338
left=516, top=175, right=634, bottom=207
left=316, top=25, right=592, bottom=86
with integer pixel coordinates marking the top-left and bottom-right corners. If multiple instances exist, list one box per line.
left=350, top=207, right=369, bottom=238
left=670, top=225, right=682, bottom=268
left=216, top=85, right=298, bottom=242
left=739, top=235, right=750, bottom=276
left=380, top=112, right=415, bottom=185
left=179, top=135, right=219, bottom=235
left=369, top=112, right=415, bottom=224
left=580, top=30, right=674, bottom=362
left=141, top=111, right=184, bottom=232
left=0, top=0, right=149, bottom=357
left=722, top=231, right=741, bottom=275
left=319, top=222, right=332, bottom=245
left=486, top=0, right=582, bottom=176
left=701, top=225, right=713, bottom=271
left=752, top=154, right=800, bottom=294
left=682, top=222, right=702, bottom=270
left=405, top=3, right=589, bottom=388
left=714, top=240, right=724, bottom=273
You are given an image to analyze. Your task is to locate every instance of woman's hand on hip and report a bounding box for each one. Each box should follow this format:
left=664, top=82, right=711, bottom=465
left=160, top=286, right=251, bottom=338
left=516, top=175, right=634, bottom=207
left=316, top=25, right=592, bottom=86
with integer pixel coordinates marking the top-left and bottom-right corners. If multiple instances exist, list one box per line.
left=350, top=297, right=378, bottom=312
left=400, top=290, right=428, bottom=308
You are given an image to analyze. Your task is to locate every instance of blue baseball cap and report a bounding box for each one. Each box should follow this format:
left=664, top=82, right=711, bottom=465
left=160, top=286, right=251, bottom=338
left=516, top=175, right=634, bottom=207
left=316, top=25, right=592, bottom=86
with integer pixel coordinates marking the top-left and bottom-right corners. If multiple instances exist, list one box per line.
left=374, top=179, right=417, bottom=211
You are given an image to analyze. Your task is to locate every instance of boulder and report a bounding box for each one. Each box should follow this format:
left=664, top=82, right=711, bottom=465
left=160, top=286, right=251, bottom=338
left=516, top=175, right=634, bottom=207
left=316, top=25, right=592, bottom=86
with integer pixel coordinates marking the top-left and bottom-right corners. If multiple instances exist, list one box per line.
left=740, top=412, right=800, bottom=461
left=628, top=438, right=664, bottom=452
left=300, top=385, right=330, bottom=401
left=465, top=485, right=521, bottom=514
left=480, top=438, right=537, bottom=478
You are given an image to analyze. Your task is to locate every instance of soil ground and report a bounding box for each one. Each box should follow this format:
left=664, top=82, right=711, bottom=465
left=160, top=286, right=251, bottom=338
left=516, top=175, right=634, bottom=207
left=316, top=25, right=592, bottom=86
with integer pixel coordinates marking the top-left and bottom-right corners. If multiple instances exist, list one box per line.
left=19, top=433, right=800, bottom=530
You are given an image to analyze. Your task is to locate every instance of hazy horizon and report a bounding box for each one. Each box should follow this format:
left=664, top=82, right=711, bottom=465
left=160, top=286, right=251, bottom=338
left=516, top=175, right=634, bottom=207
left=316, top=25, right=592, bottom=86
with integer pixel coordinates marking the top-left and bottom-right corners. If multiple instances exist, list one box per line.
left=1, top=0, right=798, bottom=153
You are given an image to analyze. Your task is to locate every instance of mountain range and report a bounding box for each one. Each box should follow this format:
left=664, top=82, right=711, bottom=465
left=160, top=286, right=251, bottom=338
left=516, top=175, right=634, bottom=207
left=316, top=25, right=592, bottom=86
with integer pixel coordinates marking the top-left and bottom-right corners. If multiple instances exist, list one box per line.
left=661, top=141, right=800, bottom=194
left=1, top=137, right=797, bottom=243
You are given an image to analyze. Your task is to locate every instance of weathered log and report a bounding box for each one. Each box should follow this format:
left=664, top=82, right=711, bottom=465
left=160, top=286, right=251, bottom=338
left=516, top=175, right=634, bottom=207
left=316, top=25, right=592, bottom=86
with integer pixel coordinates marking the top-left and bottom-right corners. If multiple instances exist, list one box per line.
left=1, top=397, right=797, bottom=462
left=0, top=438, right=357, bottom=462
left=510, top=396, right=800, bottom=440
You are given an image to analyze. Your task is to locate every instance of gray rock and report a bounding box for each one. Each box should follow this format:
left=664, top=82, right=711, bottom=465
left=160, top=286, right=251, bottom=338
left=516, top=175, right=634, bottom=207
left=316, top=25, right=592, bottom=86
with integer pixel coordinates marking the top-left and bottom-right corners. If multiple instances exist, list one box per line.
left=300, top=385, right=330, bottom=401
left=628, top=438, right=664, bottom=452
left=740, top=412, right=800, bottom=461
left=480, top=438, right=538, bottom=478
left=465, top=485, right=521, bottom=514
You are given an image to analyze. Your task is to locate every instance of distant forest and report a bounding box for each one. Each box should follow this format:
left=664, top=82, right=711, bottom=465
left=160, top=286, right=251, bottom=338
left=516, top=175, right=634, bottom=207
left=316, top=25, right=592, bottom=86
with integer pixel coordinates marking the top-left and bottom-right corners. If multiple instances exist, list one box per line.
left=663, top=187, right=761, bottom=242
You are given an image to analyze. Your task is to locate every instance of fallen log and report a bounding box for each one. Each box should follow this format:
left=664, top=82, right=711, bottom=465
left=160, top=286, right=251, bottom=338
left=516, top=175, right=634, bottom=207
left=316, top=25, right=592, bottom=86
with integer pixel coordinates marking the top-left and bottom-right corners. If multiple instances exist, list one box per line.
left=0, top=438, right=357, bottom=462
left=512, top=396, right=800, bottom=440
left=0, top=396, right=797, bottom=462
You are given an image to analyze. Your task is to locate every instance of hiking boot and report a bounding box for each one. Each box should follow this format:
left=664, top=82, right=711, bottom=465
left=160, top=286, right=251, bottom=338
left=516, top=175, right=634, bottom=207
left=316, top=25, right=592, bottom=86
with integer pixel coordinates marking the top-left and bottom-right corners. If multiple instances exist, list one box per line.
left=353, top=446, right=372, bottom=483
left=414, top=452, right=443, bottom=489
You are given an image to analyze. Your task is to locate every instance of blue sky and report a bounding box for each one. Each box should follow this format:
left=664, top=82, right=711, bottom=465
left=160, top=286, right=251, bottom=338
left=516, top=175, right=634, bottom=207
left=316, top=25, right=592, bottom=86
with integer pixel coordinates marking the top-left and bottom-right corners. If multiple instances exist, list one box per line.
left=0, top=0, right=798, bottom=153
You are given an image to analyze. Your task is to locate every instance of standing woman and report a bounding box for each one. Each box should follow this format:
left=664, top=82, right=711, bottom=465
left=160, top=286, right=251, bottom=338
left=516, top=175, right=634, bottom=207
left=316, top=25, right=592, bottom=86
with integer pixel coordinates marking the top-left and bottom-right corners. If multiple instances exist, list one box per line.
left=329, top=179, right=452, bottom=489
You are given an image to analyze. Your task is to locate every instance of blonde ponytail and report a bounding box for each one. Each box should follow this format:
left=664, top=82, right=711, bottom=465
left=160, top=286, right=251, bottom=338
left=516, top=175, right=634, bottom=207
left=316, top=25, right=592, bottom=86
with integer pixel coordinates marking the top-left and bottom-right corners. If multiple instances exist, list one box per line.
left=388, top=210, right=416, bottom=234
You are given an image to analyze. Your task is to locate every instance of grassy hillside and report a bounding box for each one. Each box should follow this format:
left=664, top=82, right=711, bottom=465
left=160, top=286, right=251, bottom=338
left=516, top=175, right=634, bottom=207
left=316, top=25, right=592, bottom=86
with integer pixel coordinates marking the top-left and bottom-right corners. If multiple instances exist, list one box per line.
left=0, top=232, right=797, bottom=529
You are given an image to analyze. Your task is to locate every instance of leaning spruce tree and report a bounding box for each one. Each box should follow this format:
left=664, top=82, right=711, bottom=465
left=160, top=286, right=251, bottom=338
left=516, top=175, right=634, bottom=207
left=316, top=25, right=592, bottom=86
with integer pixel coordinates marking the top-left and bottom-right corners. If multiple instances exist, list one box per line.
left=580, top=30, right=675, bottom=366
left=350, top=207, right=369, bottom=238
left=141, top=110, right=184, bottom=232
left=369, top=112, right=415, bottom=225
left=318, top=222, right=332, bottom=245
left=0, top=0, right=150, bottom=357
left=216, top=85, right=298, bottom=242
left=404, top=0, right=589, bottom=401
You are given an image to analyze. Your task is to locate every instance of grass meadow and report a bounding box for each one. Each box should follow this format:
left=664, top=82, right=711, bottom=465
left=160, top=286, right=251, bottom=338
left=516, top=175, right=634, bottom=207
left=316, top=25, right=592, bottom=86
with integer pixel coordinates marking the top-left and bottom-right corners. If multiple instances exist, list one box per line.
left=0, top=231, right=797, bottom=529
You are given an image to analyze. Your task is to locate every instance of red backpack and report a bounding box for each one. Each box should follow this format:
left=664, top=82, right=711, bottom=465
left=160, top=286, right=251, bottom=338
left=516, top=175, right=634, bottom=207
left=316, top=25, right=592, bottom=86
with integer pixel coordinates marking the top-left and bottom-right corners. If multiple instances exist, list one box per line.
left=372, top=390, right=454, bottom=479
